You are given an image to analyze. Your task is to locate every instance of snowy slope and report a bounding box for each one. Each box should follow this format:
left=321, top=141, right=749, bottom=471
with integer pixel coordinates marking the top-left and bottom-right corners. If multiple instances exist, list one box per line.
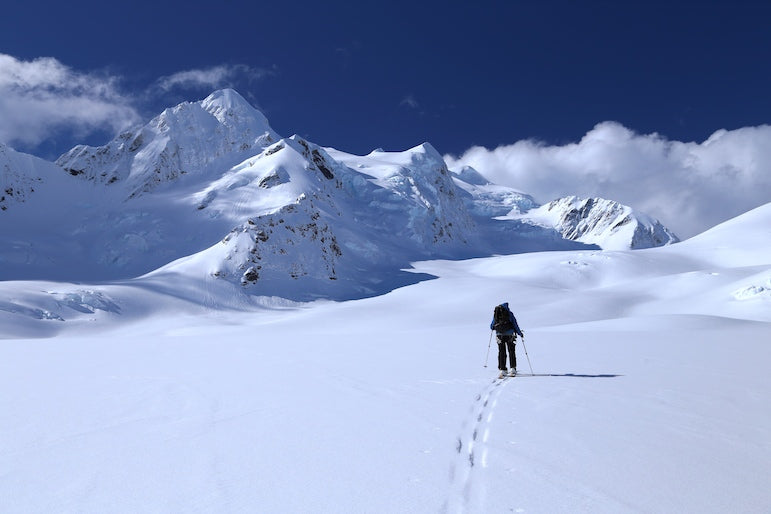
left=450, top=164, right=538, bottom=218
left=669, top=200, right=771, bottom=267
left=0, top=142, right=66, bottom=211
left=1, top=203, right=769, bottom=513
left=0, top=143, right=140, bottom=279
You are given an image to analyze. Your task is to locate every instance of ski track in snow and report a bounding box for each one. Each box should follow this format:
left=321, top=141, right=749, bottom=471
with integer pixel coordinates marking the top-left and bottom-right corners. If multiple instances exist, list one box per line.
left=444, top=376, right=512, bottom=514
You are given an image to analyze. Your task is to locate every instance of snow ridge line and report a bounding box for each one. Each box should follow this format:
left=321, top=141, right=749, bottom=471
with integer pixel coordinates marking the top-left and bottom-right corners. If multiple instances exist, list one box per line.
left=443, top=376, right=511, bottom=513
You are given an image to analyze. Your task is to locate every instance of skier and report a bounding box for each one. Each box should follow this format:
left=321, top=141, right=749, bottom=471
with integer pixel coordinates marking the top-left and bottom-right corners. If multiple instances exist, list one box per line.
left=490, top=302, right=524, bottom=378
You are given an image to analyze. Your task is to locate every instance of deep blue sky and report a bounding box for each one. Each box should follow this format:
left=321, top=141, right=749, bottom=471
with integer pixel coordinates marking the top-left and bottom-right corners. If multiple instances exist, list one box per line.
left=2, top=0, right=770, bottom=157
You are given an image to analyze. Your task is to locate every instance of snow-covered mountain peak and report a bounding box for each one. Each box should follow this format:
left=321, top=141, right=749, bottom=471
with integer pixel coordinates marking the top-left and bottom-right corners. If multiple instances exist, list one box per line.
left=201, top=88, right=253, bottom=112
left=519, top=196, right=679, bottom=250
left=409, top=141, right=442, bottom=160
left=326, top=143, right=475, bottom=242
left=153, top=137, right=484, bottom=297
left=392, top=142, right=445, bottom=170
left=354, top=143, right=445, bottom=175
left=56, top=89, right=280, bottom=198
left=192, top=135, right=346, bottom=221
left=453, top=165, right=490, bottom=186
left=200, top=88, right=274, bottom=134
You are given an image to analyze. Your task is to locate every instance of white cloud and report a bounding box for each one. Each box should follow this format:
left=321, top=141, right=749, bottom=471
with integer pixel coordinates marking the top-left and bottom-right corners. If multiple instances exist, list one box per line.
left=156, top=64, right=273, bottom=92
left=445, top=122, right=771, bottom=238
left=0, top=56, right=276, bottom=152
left=0, top=53, right=141, bottom=147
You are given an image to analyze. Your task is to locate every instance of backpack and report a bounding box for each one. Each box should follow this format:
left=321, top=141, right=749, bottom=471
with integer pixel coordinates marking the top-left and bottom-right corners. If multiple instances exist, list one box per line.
left=493, top=304, right=515, bottom=332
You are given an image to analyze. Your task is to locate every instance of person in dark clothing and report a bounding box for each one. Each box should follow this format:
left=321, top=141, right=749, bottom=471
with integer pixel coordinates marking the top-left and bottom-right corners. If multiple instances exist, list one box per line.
left=490, top=302, right=524, bottom=378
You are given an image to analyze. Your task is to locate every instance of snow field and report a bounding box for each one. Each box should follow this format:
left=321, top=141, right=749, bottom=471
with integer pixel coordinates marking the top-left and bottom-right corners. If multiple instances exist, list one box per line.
left=1, top=204, right=770, bottom=512
left=2, top=252, right=770, bottom=513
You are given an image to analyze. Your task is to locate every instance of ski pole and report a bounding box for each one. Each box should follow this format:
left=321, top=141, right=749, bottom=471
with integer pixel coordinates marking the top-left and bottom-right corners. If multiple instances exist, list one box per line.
left=484, top=330, right=493, bottom=368
left=520, top=335, right=534, bottom=375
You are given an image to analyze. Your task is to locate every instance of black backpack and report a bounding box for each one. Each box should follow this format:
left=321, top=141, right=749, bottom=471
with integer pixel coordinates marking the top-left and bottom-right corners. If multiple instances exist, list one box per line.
left=493, top=304, right=515, bottom=332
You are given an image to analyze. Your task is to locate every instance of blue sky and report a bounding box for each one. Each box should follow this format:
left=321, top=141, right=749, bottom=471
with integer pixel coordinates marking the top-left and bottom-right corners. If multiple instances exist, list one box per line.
left=2, top=0, right=769, bottom=160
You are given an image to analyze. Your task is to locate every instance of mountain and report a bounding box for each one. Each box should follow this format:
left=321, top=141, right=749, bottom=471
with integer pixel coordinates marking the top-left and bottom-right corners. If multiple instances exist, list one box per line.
left=0, top=90, right=484, bottom=296
left=151, top=138, right=478, bottom=299
left=1, top=89, right=679, bottom=297
left=448, top=166, right=678, bottom=251
left=56, top=89, right=279, bottom=199
left=513, top=195, right=679, bottom=250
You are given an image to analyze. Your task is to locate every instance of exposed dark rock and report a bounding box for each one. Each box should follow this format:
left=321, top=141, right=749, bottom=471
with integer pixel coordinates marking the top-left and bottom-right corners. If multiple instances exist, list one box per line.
left=264, top=143, right=284, bottom=156
left=311, top=149, right=334, bottom=180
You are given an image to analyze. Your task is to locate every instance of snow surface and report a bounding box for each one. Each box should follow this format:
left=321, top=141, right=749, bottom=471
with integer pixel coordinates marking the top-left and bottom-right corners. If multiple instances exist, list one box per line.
left=1, top=204, right=770, bottom=513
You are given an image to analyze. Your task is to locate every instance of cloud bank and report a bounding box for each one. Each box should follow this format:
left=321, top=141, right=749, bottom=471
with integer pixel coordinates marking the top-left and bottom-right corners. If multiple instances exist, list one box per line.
left=0, top=53, right=141, bottom=147
left=445, top=122, right=771, bottom=238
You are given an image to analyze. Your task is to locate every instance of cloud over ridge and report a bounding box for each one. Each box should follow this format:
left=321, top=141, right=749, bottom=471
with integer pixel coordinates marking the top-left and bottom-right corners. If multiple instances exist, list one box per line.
left=0, top=56, right=276, bottom=153
left=0, top=53, right=141, bottom=147
left=445, top=122, right=771, bottom=238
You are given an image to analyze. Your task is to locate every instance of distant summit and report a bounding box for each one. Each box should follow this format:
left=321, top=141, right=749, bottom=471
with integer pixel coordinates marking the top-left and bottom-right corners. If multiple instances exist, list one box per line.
left=56, top=89, right=279, bottom=198
left=449, top=171, right=677, bottom=250
left=518, top=196, right=679, bottom=250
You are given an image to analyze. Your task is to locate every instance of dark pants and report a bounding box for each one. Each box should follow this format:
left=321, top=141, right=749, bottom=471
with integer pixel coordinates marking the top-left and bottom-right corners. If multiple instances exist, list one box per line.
left=497, top=334, right=516, bottom=370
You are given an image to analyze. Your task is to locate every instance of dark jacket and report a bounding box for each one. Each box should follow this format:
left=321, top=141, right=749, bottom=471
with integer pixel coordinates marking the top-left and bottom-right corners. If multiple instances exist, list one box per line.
left=490, top=302, right=524, bottom=337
